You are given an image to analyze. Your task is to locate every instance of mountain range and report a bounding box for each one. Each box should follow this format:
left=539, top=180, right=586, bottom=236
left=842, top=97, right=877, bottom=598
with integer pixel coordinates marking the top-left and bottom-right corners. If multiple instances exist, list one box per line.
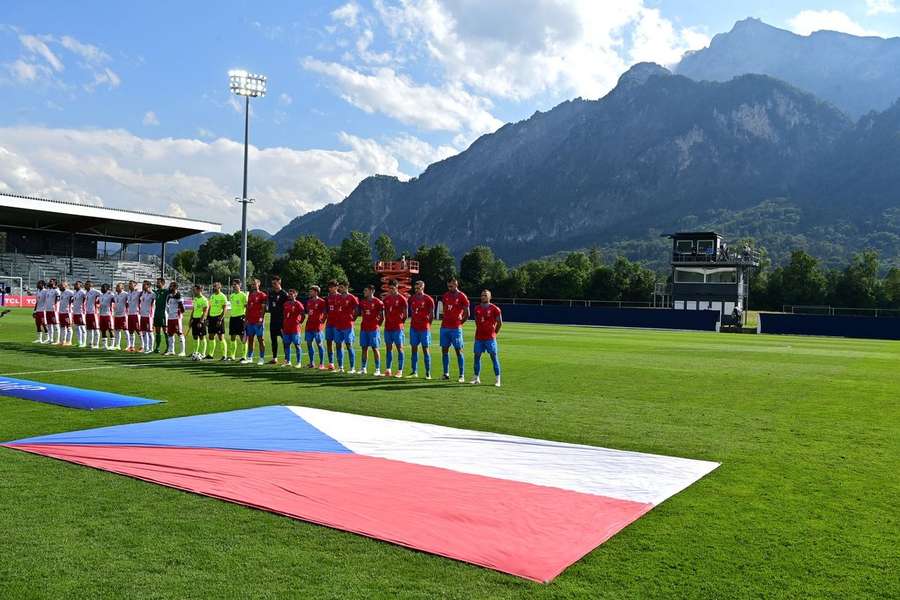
left=272, top=19, right=900, bottom=269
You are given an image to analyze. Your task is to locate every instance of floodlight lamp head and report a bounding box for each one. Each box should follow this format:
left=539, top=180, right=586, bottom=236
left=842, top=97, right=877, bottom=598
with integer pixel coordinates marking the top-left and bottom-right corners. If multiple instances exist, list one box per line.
left=229, top=69, right=267, bottom=98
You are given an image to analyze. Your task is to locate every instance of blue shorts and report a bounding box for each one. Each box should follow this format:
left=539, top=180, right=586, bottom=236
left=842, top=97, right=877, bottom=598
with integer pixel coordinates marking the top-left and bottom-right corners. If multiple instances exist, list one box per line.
left=359, top=329, right=380, bottom=348
left=335, top=327, right=354, bottom=344
left=440, top=327, right=464, bottom=350
left=474, top=339, right=498, bottom=354
left=305, top=331, right=323, bottom=344
left=409, top=328, right=431, bottom=348
left=282, top=333, right=301, bottom=346
left=384, top=329, right=404, bottom=346
left=325, top=325, right=336, bottom=342
left=245, top=323, right=265, bottom=338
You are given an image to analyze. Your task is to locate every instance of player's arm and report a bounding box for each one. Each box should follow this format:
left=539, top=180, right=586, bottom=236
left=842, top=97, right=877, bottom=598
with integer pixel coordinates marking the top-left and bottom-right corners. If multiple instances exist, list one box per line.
left=494, top=311, right=503, bottom=335
left=460, top=295, right=470, bottom=325
left=298, top=304, right=306, bottom=325
left=427, top=296, right=434, bottom=324
left=202, top=300, right=209, bottom=321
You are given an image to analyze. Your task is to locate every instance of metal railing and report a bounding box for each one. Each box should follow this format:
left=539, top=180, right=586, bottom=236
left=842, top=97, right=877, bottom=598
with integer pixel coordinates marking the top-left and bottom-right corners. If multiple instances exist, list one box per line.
left=672, top=249, right=761, bottom=265
left=492, top=297, right=653, bottom=308
left=782, top=305, right=900, bottom=318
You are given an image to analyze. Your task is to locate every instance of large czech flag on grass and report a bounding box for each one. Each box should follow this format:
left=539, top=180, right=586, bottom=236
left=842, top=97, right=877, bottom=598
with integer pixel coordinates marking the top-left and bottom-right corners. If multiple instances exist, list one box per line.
left=2, top=406, right=718, bottom=582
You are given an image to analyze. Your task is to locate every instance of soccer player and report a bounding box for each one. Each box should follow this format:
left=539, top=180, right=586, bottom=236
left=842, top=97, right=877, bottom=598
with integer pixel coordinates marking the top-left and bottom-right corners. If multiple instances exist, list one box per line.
left=383, top=279, right=408, bottom=378
left=32, top=280, right=47, bottom=343
left=331, top=281, right=359, bottom=373
left=358, top=284, right=384, bottom=376
left=190, top=284, right=210, bottom=359
left=98, top=283, right=116, bottom=350
left=242, top=278, right=267, bottom=365
left=45, top=279, right=61, bottom=345
left=408, top=280, right=435, bottom=379
left=125, top=280, right=142, bottom=351
left=324, top=279, right=339, bottom=370
left=228, top=279, right=247, bottom=361
left=138, top=280, right=156, bottom=353
left=281, top=288, right=305, bottom=368
left=59, top=280, right=74, bottom=346
left=113, top=282, right=128, bottom=350
left=72, top=281, right=86, bottom=347
left=471, top=289, right=503, bottom=387
left=153, top=278, right=169, bottom=353
left=304, top=285, right=327, bottom=369
left=440, top=277, right=470, bottom=382
left=164, top=281, right=186, bottom=356
left=267, top=276, right=289, bottom=364
left=207, top=281, right=228, bottom=360
left=84, top=280, right=102, bottom=349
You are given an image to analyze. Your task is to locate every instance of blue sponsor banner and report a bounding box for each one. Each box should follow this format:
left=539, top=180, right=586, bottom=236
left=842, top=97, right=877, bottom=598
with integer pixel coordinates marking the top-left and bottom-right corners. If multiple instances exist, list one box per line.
left=0, top=377, right=163, bottom=410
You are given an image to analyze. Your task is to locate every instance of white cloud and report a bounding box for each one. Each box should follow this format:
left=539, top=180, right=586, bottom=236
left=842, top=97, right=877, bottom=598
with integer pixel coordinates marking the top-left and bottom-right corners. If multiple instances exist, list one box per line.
left=56, top=35, right=110, bottom=63
left=786, top=10, right=881, bottom=36
left=19, top=34, right=64, bottom=72
left=331, top=2, right=361, bottom=27
left=0, top=126, right=408, bottom=234
left=302, top=58, right=502, bottom=135
left=6, top=59, right=48, bottom=82
left=372, top=0, right=708, bottom=101
left=866, top=0, right=897, bottom=16
left=142, top=111, right=160, bottom=126
left=278, top=92, right=293, bottom=106
left=385, top=133, right=457, bottom=170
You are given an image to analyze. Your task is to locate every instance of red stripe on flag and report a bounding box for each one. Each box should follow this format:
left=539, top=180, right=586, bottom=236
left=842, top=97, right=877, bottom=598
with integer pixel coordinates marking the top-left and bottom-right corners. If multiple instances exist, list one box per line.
left=6, top=443, right=652, bottom=582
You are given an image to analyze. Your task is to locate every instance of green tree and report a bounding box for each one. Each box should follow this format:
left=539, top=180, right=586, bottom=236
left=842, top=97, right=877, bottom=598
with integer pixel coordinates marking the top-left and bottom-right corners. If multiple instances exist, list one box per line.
left=585, top=266, right=617, bottom=300
left=884, top=267, right=900, bottom=308
left=172, top=249, right=198, bottom=278
left=414, top=244, right=456, bottom=294
left=281, top=259, right=318, bottom=293
left=494, top=268, right=529, bottom=298
left=830, top=251, right=881, bottom=308
left=318, top=263, right=348, bottom=287
left=287, top=235, right=332, bottom=273
left=197, top=235, right=238, bottom=269
left=777, top=250, right=828, bottom=306
left=245, top=233, right=276, bottom=277
left=374, top=233, right=396, bottom=262
left=535, top=264, right=586, bottom=299
left=336, top=231, right=374, bottom=291
left=612, top=257, right=656, bottom=302
left=460, top=246, right=497, bottom=292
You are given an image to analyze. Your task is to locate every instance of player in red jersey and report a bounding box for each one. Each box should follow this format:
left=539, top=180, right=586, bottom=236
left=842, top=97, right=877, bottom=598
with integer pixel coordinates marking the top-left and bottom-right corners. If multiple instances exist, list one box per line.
left=241, top=278, right=268, bottom=365
left=408, top=280, right=435, bottom=379
left=440, top=277, right=470, bottom=382
left=113, top=282, right=128, bottom=350
left=281, top=289, right=305, bottom=368
left=471, top=289, right=503, bottom=387
left=358, top=284, right=384, bottom=376
left=304, top=285, right=327, bottom=369
left=331, top=281, right=359, bottom=373
left=125, top=280, right=142, bottom=351
left=382, top=279, right=408, bottom=378
left=45, top=279, right=61, bottom=344
left=324, top=280, right=339, bottom=370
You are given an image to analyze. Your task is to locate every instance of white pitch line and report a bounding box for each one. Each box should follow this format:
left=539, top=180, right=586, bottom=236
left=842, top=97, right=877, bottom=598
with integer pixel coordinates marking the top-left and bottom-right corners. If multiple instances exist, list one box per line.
left=1, top=363, right=158, bottom=377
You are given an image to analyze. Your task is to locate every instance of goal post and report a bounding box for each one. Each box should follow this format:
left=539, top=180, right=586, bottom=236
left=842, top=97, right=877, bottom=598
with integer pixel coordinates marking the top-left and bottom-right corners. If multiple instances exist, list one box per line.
left=0, top=276, right=25, bottom=307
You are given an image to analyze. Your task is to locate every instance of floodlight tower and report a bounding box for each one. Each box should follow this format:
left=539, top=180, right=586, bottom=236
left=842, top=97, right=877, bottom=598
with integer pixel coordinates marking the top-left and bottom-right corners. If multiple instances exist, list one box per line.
left=228, top=69, right=267, bottom=286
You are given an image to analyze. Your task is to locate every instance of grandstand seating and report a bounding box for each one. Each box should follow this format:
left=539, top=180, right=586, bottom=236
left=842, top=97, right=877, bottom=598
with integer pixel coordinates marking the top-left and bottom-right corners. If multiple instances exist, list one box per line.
left=0, top=253, right=181, bottom=288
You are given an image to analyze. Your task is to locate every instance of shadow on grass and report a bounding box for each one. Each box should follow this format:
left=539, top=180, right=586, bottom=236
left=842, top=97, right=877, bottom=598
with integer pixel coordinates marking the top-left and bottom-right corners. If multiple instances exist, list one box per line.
left=0, top=341, right=459, bottom=393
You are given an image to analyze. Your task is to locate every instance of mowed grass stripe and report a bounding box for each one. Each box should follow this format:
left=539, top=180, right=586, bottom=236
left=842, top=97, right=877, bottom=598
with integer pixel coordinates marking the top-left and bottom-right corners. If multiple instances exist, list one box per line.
left=0, top=308, right=897, bottom=599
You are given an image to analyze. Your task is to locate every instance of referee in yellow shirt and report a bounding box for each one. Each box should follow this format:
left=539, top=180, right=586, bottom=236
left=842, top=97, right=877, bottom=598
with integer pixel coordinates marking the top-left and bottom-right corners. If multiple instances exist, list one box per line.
left=228, top=279, right=249, bottom=361
left=208, top=281, right=229, bottom=360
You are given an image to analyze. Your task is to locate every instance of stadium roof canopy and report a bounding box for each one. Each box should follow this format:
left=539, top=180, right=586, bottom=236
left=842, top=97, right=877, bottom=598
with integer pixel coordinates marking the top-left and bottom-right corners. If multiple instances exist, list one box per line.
left=0, top=193, right=221, bottom=243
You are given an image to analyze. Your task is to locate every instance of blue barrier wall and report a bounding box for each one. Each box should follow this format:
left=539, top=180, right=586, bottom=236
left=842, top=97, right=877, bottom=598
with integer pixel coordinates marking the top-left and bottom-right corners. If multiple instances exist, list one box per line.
left=496, top=304, right=721, bottom=331
left=760, top=313, right=900, bottom=340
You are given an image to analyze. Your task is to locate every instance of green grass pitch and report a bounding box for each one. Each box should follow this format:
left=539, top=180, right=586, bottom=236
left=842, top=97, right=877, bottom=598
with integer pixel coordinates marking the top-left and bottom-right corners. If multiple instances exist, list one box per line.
left=0, top=307, right=897, bottom=599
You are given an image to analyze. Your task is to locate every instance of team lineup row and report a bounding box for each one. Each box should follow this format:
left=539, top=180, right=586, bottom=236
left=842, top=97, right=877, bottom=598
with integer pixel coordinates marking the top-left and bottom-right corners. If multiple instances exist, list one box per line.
left=28, top=275, right=503, bottom=386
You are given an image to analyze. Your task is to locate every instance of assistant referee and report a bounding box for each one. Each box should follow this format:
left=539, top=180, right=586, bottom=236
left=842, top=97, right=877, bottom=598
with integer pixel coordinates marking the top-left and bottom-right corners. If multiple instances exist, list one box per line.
left=228, top=279, right=248, bottom=361
left=208, top=281, right=228, bottom=360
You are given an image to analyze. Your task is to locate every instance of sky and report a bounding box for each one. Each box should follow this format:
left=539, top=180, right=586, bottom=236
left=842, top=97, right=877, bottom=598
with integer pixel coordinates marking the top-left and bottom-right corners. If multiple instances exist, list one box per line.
left=2, top=0, right=900, bottom=235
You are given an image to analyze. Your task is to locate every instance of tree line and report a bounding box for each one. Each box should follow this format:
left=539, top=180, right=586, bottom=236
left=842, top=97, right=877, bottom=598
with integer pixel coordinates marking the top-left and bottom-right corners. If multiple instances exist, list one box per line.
left=170, top=231, right=899, bottom=309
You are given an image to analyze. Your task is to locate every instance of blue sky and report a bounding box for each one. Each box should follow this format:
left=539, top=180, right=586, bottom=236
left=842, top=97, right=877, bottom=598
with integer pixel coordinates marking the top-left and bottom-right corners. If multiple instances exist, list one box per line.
left=2, top=0, right=899, bottom=234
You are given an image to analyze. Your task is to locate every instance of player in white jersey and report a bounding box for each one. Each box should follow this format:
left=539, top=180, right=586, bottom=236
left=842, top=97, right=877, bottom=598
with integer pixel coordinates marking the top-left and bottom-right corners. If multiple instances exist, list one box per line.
left=125, top=280, right=142, bottom=351
left=59, top=281, right=75, bottom=346
left=32, top=280, right=47, bottom=343
left=137, top=280, right=156, bottom=353
left=164, top=281, right=186, bottom=356
left=97, top=283, right=116, bottom=350
left=113, top=283, right=129, bottom=350
left=72, top=281, right=87, bottom=347
left=45, top=279, right=61, bottom=344
left=84, top=281, right=102, bottom=349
